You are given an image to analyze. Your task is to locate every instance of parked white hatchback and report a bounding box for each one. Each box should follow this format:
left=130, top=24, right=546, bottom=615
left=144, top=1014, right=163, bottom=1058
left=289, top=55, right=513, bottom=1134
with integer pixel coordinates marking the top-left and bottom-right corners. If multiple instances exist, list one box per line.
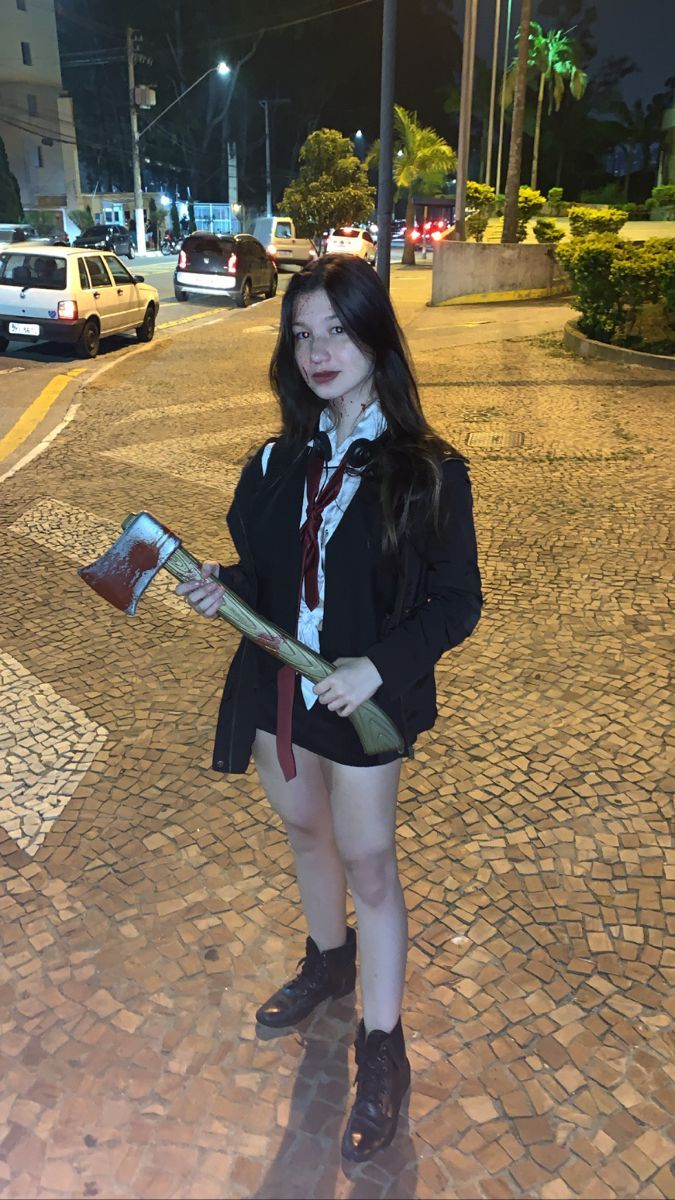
left=325, top=227, right=377, bottom=264
left=0, top=245, right=159, bottom=359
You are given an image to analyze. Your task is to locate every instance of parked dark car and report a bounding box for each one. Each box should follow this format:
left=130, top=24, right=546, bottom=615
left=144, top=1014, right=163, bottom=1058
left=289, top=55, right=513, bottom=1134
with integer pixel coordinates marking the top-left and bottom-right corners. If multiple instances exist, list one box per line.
left=73, top=223, right=135, bottom=260
left=174, top=232, right=277, bottom=307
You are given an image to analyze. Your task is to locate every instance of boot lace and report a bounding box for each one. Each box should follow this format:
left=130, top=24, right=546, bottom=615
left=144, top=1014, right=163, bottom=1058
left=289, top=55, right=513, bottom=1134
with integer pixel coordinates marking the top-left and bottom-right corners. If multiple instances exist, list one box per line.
left=288, top=951, right=326, bottom=997
left=356, top=1047, right=390, bottom=1108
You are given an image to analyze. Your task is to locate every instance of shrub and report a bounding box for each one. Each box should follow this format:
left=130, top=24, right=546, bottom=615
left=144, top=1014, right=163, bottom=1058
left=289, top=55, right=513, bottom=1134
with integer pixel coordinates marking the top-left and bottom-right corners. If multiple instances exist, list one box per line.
left=557, top=234, right=675, bottom=350
left=649, top=185, right=675, bottom=209
left=579, top=183, right=626, bottom=205
left=616, top=202, right=650, bottom=221
left=516, top=186, right=546, bottom=241
left=568, top=205, right=627, bottom=237
left=545, top=187, right=566, bottom=217
left=557, top=234, right=622, bottom=341
left=534, top=217, right=565, bottom=244
left=465, top=180, right=495, bottom=242
left=646, top=185, right=675, bottom=218
left=68, top=207, right=94, bottom=231
left=466, top=209, right=489, bottom=241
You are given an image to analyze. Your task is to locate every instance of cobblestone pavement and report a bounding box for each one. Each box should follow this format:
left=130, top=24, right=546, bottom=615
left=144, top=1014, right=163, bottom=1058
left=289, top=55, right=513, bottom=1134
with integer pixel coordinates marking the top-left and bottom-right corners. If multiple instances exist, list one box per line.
left=0, top=293, right=673, bottom=1200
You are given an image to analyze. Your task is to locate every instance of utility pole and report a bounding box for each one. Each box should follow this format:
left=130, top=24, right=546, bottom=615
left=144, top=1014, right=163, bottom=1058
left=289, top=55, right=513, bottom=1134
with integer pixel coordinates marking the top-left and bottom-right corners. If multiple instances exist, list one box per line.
left=495, top=0, right=513, bottom=196
left=376, top=0, right=397, bottom=291
left=259, top=99, right=289, bottom=219
left=126, top=27, right=147, bottom=256
left=485, top=0, right=501, bottom=187
left=260, top=100, right=272, bottom=216
left=452, top=0, right=479, bottom=240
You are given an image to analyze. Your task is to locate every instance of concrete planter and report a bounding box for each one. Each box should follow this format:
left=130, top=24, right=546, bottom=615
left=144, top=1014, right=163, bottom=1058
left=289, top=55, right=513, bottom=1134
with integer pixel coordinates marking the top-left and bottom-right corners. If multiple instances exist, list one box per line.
left=563, top=320, right=675, bottom=371
left=431, top=241, right=569, bottom=306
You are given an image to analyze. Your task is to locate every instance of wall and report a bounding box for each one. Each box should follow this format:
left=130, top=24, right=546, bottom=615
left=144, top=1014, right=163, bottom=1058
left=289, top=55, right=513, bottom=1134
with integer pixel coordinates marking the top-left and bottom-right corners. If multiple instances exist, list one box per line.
left=431, top=241, right=567, bottom=305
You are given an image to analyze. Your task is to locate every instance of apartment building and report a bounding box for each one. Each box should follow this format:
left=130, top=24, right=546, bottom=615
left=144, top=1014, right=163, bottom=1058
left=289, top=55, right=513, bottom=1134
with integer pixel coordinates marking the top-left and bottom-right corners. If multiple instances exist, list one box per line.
left=0, top=0, right=81, bottom=214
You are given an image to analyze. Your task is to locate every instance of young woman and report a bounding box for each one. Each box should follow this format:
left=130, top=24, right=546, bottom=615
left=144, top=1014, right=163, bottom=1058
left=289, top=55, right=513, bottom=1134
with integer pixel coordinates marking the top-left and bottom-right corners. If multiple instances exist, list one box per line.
left=177, top=254, right=482, bottom=1162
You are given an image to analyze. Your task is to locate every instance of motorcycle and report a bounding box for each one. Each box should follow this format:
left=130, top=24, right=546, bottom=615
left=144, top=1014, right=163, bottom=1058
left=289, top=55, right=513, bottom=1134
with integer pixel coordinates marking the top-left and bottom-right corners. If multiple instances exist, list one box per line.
left=160, top=231, right=182, bottom=256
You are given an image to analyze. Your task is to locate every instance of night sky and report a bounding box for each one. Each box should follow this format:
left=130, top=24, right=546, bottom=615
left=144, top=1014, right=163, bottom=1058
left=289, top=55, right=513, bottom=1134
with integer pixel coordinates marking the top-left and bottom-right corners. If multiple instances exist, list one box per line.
left=474, top=0, right=673, bottom=106
left=56, top=0, right=673, bottom=205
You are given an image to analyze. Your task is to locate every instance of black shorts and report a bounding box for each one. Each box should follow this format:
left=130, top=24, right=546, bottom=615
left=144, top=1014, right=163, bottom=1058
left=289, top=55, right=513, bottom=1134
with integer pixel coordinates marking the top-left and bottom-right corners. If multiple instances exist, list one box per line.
left=254, top=670, right=410, bottom=769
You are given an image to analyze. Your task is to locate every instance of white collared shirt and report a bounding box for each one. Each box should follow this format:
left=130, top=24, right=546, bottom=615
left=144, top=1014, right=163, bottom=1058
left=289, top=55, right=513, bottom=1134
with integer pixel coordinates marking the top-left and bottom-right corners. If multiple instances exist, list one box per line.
left=261, top=400, right=388, bottom=709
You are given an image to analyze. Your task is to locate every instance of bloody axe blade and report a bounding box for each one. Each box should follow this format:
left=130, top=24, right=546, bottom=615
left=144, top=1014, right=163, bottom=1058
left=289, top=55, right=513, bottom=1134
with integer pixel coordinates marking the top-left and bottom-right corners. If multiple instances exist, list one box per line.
left=77, top=510, right=405, bottom=756
left=78, top=512, right=181, bottom=614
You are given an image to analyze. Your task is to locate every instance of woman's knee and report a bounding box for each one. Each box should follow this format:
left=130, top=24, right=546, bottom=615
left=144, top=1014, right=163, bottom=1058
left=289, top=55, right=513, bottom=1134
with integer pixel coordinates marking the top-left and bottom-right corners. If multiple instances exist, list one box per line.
left=342, top=846, right=400, bottom=908
left=284, top=812, right=335, bottom=855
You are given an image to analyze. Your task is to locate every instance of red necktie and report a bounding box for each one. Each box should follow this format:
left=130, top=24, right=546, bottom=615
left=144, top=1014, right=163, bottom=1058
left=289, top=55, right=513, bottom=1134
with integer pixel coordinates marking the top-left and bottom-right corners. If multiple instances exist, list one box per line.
left=276, top=446, right=353, bottom=781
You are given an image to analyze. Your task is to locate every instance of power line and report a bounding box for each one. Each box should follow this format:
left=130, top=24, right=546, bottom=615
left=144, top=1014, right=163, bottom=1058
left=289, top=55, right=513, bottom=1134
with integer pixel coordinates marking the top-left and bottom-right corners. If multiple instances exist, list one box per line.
left=0, top=112, right=77, bottom=146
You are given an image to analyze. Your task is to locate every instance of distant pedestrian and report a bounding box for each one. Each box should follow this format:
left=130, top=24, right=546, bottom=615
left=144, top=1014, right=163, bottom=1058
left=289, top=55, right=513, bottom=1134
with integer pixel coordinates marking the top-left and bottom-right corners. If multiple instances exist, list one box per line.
left=176, top=254, right=482, bottom=1162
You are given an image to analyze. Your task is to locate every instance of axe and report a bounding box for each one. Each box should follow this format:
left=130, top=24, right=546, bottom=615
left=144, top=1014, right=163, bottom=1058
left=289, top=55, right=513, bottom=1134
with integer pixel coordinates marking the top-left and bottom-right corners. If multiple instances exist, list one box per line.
left=78, top=511, right=404, bottom=757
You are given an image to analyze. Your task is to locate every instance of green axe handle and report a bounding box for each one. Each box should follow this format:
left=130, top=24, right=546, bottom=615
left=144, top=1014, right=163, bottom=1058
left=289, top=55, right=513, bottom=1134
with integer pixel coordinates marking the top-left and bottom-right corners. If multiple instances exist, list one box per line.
left=163, top=543, right=405, bottom=757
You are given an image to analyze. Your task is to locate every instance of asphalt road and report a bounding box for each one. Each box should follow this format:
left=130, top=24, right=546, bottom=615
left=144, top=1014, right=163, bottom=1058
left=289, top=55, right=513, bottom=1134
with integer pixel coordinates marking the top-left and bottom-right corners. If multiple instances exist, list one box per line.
left=0, top=250, right=418, bottom=478
left=0, top=246, right=574, bottom=483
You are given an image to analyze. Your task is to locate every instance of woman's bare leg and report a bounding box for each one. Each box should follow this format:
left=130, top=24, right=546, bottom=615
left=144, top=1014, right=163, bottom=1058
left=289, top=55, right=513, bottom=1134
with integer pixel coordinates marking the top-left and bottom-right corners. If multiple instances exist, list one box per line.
left=325, top=758, right=407, bottom=1033
left=253, top=729, right=348, bottom=950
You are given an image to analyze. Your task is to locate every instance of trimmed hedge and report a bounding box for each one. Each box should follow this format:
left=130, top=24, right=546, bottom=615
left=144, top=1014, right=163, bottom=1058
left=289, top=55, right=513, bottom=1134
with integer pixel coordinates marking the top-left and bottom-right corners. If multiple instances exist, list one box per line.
left=568, top=206, right=627, bottom=237
left=516, top=186, right=545, bottom=242
left=534, top=217, right=564, bottom=244
left=557, top=234, right=675, bottom=352
left=465, top=181, right=496, bottom=243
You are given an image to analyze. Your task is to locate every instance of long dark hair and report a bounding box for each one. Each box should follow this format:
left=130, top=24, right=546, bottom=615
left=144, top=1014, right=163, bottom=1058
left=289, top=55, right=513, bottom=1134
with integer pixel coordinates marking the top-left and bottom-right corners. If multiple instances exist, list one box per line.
left=269, top=254, right=463, bottom=552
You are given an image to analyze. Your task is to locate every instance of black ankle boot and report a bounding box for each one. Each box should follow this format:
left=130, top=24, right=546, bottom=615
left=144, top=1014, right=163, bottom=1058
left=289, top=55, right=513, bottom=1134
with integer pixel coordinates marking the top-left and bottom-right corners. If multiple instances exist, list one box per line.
left=341, top=1017, right=411, bottom=1162
left=255, top=928, right=356, bottom=1028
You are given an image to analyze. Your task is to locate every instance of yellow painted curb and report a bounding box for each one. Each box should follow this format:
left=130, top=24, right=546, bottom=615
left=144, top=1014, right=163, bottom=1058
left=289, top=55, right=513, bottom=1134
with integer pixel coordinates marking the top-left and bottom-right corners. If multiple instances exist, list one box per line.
left=0, top=368, right=85, bottom=462
left=436, top=286, right=567, bottom=306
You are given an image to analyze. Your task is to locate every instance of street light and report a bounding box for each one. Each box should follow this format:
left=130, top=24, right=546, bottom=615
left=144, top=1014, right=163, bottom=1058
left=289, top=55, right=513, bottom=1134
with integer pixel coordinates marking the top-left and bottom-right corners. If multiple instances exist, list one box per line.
left=129, top=58, right=231, bottom=255
left=138, top=61, right=230, bottom=139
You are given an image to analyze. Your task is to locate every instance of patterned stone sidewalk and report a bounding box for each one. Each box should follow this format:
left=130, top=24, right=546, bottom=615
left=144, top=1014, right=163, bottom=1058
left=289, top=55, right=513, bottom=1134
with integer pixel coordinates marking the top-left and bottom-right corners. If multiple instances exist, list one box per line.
left=0, top=302, right=673, bottom=1200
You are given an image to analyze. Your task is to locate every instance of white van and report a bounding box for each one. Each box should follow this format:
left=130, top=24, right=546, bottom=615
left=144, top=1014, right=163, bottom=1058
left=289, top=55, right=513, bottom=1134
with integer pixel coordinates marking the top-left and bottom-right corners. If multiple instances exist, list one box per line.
left=252, top=216, right=317, bottom=269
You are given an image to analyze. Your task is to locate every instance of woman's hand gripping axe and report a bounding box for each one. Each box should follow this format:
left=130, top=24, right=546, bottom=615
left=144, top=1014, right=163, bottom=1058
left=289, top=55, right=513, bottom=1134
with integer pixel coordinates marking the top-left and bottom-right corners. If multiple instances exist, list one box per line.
left=78, top=511, right=404, bottom=757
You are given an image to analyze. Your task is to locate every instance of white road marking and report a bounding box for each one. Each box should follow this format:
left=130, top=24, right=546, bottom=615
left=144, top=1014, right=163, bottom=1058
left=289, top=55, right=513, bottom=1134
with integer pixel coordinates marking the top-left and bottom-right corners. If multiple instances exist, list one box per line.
left=0, top=650, right=108, bottom=856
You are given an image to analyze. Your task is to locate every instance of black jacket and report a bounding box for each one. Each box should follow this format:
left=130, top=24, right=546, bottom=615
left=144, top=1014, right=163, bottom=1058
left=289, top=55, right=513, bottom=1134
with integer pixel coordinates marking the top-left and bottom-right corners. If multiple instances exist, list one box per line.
left=212, top=437, right=482, bottom=773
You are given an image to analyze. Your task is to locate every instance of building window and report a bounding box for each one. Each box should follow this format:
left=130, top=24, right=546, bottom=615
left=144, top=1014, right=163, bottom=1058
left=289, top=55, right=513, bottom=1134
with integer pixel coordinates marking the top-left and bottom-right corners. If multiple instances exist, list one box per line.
left=27, top=93, right=37, bottom=116
left=36, top=145, right=43, bottom=167
left=17, top=0, right=27, bottom=10
left=21, top=41, right=32, bottom=66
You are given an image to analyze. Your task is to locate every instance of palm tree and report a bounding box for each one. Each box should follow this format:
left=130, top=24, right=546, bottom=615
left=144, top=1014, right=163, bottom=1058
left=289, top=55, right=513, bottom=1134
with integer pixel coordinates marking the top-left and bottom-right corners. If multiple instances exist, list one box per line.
left=368, top=106, right=455, bottom=265
left=502, top=0, right=532, bottom=243
left=504, top=21, right=588, bottom=191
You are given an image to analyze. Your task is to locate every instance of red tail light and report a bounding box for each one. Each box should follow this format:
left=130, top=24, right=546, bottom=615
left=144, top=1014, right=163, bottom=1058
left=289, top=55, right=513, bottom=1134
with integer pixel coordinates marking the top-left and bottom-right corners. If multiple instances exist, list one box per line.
left=227, top=253, right=237, bottom=275
left=58, top=300, right=78, bottom=320
left=178, top=249, right=186, bottom=269
left=409, top=229, right=421, bottom=242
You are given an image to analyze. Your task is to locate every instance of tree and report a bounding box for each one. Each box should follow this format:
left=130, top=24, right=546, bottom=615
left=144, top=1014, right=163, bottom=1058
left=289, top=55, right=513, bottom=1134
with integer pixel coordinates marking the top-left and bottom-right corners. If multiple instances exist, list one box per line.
left=502, top=0, right=532, bottom=244
left=279, top=129, right=374, bottom=245
left=368, top=106, right=455, bottom=265
left=0, top=135, right=23, bottom=222
left=611, top=97, right=664, bottom=197
left=504, top=22, right=587, bottom=191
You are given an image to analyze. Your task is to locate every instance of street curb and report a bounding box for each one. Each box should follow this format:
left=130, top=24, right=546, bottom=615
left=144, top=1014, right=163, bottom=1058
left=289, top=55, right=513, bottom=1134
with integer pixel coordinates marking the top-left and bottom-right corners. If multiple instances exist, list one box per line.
left=563, top=320, right=675, bottom=372
left=432, top=283, right=569, bottom=306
